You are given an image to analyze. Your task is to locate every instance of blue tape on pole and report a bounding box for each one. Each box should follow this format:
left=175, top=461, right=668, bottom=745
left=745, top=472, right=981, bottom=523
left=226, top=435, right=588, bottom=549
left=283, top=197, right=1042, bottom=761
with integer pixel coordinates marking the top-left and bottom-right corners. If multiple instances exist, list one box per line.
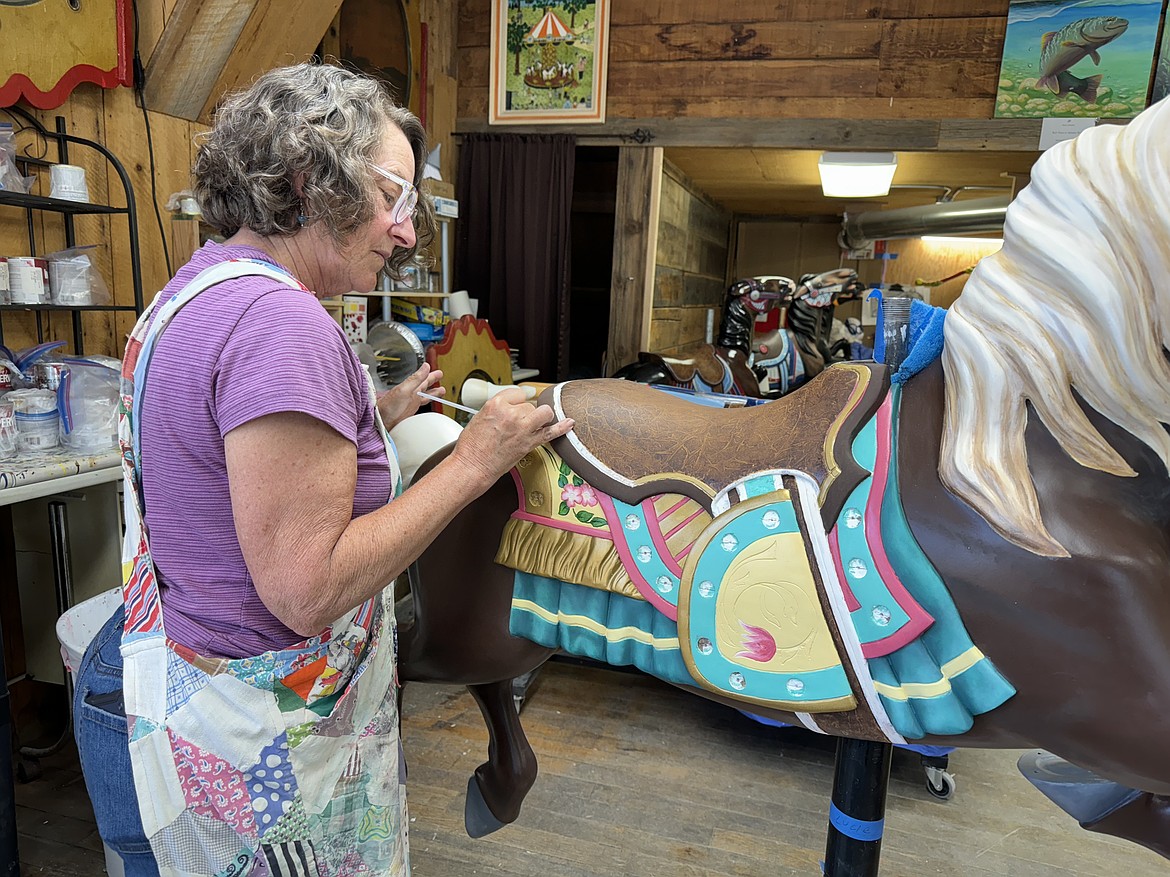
left=829, top=802, right=885, bottom=842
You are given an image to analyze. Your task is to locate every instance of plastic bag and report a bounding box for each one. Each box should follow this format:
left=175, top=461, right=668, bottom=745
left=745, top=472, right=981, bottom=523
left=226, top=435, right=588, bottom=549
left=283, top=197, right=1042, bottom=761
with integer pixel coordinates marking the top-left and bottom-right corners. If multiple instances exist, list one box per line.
left=57, top=355, right=120, bottom=452
left=0, top=123, right=33, bottom=194
left=44, top=245, right=111, bottom=305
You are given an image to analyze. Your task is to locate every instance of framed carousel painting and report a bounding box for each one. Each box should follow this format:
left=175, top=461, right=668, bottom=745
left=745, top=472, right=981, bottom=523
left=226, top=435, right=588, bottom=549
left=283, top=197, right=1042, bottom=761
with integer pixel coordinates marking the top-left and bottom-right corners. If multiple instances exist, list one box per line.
left=0, top=0, right=133, bottom=109
left=489, top=0, right=611, bottom=125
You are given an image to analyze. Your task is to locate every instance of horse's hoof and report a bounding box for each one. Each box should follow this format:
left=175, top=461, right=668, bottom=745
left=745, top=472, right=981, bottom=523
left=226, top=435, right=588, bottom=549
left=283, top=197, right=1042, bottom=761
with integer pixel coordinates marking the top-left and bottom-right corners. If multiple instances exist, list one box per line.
left=465, top=775, right=507, bottom=838
left=1017, top=750, right=1142, bottom=825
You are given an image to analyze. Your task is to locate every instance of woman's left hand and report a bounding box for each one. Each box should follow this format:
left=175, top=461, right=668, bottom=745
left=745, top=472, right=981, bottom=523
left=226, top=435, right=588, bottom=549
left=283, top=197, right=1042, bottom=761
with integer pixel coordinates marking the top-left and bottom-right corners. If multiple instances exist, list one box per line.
left=377, top=363, right=444, bottom=431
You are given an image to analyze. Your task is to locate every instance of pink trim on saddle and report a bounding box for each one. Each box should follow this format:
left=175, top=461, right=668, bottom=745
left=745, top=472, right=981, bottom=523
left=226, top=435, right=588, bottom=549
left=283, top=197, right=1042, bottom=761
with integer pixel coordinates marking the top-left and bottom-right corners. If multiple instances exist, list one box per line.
left=597, top=493, right=679, bottom=621
left=509, top=467, right=525, bottom=507
left=859, top=395, right=933, bottom=658
left=645, top=499, right=686, bottom=578
left=508, top=509, right=615, bottom=540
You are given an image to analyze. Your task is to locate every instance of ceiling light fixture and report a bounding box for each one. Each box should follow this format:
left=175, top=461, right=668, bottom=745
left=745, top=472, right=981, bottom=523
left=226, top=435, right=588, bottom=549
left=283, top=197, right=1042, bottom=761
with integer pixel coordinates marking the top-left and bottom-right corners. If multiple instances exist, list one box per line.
left=818, top=152, right=898, bottom=198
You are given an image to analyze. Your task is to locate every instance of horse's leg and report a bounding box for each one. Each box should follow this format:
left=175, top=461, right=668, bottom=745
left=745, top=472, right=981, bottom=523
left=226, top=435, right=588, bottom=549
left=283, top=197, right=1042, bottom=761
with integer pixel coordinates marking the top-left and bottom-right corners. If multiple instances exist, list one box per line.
left=1084, top=793, right=1170, bottom=859
left=463, top=679, right=539, bottom=838
left=398, top=449, right=555, bottom=836
left=1020, top=751, right=1170, bottom=859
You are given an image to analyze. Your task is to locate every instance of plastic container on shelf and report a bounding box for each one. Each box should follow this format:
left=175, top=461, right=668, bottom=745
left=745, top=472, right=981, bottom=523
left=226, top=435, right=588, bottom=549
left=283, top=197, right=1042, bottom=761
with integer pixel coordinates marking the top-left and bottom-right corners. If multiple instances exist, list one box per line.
left=8, top=388, right=59, bottom=451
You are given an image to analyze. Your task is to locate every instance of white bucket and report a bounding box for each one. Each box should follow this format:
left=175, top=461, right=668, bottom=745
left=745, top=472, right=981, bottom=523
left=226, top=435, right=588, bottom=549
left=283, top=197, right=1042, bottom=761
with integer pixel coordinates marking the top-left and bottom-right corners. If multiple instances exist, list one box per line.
left=54, top=587, right=126, bottom=877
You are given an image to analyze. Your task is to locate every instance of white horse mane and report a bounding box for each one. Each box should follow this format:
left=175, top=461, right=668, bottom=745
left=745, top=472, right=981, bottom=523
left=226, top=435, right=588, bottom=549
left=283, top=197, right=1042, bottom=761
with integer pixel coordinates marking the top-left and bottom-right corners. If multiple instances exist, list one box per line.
left=941, top=99, right=1170, bottom=557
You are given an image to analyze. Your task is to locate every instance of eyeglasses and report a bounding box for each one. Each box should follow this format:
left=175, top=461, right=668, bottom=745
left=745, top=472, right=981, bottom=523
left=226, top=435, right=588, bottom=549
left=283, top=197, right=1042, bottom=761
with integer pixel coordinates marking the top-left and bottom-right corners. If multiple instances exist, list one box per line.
left=369, top=164, right=418, bottom=224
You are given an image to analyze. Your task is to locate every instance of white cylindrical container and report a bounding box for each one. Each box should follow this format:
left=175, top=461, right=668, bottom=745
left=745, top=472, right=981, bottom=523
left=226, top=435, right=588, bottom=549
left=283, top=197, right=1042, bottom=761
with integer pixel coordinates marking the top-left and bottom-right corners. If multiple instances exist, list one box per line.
left=49, top=257, right=92, bottom=304
left=8, top=388, right=59, bottom=452
left=0, top=256, right=9, bottom=305
left=49, top=164, right=90, bottom=202
left=8, top=256, right=48, bottom=304
left=447, top=289, right=474, bottom=319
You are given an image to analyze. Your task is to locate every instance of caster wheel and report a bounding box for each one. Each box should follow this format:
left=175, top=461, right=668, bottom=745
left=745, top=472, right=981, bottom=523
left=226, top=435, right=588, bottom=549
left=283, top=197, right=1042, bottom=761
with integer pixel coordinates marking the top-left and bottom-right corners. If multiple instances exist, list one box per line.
left=925, top=766, right=955, bottom=801
left=16, top=757, right=41, bottom=784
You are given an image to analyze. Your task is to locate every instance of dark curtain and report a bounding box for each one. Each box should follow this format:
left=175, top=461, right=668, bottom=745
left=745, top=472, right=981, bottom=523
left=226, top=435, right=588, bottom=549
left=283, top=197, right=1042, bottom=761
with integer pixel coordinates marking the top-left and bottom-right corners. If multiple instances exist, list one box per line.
left=455, top=134, right=575, bottom=382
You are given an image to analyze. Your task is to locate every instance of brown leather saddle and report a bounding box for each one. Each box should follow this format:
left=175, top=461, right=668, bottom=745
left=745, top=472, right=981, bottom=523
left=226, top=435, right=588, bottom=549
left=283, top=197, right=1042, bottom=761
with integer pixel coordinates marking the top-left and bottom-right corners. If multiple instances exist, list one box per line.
left=544, top=362, right=888, bottom=528
left=639, top=345, right=727, bottom=386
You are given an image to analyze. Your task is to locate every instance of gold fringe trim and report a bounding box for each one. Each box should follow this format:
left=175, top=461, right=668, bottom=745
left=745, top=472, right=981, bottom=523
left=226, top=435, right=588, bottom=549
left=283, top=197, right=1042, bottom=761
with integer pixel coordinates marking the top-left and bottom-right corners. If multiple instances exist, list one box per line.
left=495, top=517, right=644, bottom=601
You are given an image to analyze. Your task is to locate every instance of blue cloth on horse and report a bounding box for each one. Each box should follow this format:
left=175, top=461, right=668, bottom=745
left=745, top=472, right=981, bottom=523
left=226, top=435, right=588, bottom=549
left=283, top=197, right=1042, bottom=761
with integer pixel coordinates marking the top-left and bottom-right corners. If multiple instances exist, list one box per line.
left=871, top=292, right=946, bottom=384
left=738, top=712, right=955, bottom=757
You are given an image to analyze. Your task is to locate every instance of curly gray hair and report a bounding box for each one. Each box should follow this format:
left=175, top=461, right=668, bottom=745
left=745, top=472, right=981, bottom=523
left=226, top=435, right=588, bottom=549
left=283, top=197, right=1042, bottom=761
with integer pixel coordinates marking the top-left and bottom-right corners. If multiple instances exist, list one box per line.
left=193, top=62, right=434, bottom=279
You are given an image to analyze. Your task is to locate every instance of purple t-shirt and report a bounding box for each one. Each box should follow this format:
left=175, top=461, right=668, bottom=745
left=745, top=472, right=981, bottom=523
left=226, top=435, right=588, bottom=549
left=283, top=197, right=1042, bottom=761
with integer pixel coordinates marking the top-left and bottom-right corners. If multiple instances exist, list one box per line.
left=139, top=242, right=390, bottom=658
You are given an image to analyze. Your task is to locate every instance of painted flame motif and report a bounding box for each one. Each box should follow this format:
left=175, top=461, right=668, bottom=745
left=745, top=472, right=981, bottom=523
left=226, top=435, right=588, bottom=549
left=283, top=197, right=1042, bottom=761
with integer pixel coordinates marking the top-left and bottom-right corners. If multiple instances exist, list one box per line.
left=735, top=621, right=777, bottom=662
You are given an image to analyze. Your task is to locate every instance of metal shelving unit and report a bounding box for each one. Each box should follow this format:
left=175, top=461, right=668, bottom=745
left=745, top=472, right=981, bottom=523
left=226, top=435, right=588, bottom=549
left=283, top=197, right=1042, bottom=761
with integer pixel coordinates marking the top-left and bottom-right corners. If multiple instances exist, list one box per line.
left=0, top=107, right=144, bottom=353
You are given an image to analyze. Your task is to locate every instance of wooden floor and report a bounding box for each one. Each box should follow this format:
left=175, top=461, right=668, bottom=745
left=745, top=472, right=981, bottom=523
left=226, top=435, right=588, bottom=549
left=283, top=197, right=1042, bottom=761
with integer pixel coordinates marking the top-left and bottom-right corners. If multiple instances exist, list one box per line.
left=14, top=659, right=1169, bottom=876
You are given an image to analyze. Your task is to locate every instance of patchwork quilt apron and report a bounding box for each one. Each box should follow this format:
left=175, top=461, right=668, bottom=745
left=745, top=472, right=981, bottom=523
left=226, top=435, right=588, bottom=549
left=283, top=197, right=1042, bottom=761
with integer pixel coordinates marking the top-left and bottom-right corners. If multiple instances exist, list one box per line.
left=119, top=260, right=409, bottom=877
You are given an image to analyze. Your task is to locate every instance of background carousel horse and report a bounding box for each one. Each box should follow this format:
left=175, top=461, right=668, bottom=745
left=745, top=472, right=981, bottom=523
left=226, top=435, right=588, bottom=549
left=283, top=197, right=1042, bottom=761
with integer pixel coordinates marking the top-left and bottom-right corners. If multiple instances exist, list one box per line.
left=613, top=276, right=797, bottom=396
left=785, top=267, right=868, bottom=378
left=396, top=97, right=1170, bottom=870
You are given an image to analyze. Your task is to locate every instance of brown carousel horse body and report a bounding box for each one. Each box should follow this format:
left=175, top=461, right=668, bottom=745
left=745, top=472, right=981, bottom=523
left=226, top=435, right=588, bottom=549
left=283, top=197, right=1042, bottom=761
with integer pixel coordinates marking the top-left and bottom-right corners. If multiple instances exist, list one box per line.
left=398, top=101, right=1170, bottom=862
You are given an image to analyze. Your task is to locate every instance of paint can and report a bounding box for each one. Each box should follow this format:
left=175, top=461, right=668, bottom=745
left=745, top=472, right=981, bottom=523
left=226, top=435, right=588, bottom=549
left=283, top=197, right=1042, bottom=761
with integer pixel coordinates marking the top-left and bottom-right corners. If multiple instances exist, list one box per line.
left=0, top=399, right=15, bottom=459
left=7, top=388, right=59, bottom=452
left=7, top=256, right=48, bottom=304
left=49, top=164, right=89, bottom=202
left=31, top=361, right=68, bottom=391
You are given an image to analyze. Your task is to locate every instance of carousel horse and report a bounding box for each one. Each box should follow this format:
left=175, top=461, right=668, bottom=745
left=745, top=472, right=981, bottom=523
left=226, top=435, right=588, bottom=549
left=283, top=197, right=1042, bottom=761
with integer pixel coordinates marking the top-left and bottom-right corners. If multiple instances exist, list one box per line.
left=613, top=276, right=798, bottom=396
left=396, top=98, right=1170, bottom=868
left=785, top=268, right=868, bottom=378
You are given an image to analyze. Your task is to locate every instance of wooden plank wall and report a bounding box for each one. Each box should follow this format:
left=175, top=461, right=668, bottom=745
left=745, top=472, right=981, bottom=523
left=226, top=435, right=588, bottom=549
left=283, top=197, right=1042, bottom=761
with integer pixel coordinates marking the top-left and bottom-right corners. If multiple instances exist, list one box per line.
left=0, top=0, right=204, bottom=359
left=649, top=162, right=730, bottom=355
left=606, top=147, right=661, bottom=375
left=457, top=0, right=1010, bottom=127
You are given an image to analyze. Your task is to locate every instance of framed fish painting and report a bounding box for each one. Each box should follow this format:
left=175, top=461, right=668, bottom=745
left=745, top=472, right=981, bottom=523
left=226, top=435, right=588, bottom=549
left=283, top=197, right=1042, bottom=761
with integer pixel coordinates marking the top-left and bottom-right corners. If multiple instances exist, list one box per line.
left=994, top=0, right=1165, bottom=119
left=488, top=0, right=611, bottom=125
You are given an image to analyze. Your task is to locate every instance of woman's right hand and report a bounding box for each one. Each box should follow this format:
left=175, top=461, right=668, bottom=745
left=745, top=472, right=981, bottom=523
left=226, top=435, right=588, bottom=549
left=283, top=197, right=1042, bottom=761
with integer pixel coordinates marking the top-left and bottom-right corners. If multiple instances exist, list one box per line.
left=450, top=388, right=573, bottom=489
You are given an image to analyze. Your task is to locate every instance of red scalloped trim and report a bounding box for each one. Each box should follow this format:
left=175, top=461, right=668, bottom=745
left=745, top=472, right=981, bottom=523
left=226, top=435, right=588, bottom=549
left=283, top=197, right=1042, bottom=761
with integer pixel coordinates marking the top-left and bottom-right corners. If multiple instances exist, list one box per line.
left=0, top=0, right=131, bottom=110
left=425, top=316, right=511, bottom=413
left=428, top=315, right=509, bottom=358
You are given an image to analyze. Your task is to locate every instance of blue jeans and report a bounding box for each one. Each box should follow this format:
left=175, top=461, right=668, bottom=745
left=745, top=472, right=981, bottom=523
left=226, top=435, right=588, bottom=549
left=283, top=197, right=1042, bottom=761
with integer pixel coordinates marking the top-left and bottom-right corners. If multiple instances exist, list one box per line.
left=73, top=603, right=160, bottom=876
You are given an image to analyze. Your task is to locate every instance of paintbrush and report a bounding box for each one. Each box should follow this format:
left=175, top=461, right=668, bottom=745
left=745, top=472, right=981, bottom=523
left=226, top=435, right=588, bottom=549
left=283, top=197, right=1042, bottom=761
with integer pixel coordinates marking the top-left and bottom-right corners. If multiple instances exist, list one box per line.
left=416, top=390, right=478, bottom=417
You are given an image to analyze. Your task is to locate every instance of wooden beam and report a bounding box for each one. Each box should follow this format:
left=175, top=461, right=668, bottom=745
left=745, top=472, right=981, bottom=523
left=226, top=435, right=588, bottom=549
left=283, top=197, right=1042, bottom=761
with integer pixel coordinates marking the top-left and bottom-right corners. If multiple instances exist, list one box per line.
left=457, top=117, right=1052, bottom=151
left=144, top=0, right=260, bottom=120
left=198, top=0, right=346, bottom=122
left=144, top=0, right=343, bottom=122
left=607, top=147, right=662, bottom=375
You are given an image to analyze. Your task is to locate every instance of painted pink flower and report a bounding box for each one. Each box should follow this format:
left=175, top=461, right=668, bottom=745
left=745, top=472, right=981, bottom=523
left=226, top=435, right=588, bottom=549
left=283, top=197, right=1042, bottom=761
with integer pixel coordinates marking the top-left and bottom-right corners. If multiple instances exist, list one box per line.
left=736, top=622, right=777, bottom=663
left=562, top=483, right=600, bottom=509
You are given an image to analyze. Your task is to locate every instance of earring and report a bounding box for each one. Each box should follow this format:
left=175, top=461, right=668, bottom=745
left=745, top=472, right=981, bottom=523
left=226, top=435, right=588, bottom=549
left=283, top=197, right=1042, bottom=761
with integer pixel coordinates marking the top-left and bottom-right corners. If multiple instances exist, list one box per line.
left=296, top=213, right=306, bottom=227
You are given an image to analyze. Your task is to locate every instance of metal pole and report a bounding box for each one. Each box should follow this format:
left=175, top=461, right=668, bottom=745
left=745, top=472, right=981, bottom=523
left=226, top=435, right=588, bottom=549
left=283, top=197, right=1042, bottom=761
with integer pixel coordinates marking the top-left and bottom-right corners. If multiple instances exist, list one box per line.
left=0, top=618, right=20, bottom=876
left=823, top=737, right=893, bottom=876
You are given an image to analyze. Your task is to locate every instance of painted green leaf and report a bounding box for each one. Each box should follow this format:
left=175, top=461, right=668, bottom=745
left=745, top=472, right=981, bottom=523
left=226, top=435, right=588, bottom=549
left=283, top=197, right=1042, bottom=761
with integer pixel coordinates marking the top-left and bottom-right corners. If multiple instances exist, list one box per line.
left=591, top=519, right=607, bottom=528
left=572, top=476, right=583, bottom=487
left=558, top=474, right=568, bottom=488
left=559, top=501, right=570, bottom=516
left=559, top=461, right=571, bottom=476
left=575, top=510, right=593, bottom=523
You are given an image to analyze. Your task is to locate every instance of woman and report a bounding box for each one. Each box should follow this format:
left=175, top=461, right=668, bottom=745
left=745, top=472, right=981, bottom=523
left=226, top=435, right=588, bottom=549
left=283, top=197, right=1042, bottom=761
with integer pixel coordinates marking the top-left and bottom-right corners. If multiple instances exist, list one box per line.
left=72, top=62, right=572, bottom=877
